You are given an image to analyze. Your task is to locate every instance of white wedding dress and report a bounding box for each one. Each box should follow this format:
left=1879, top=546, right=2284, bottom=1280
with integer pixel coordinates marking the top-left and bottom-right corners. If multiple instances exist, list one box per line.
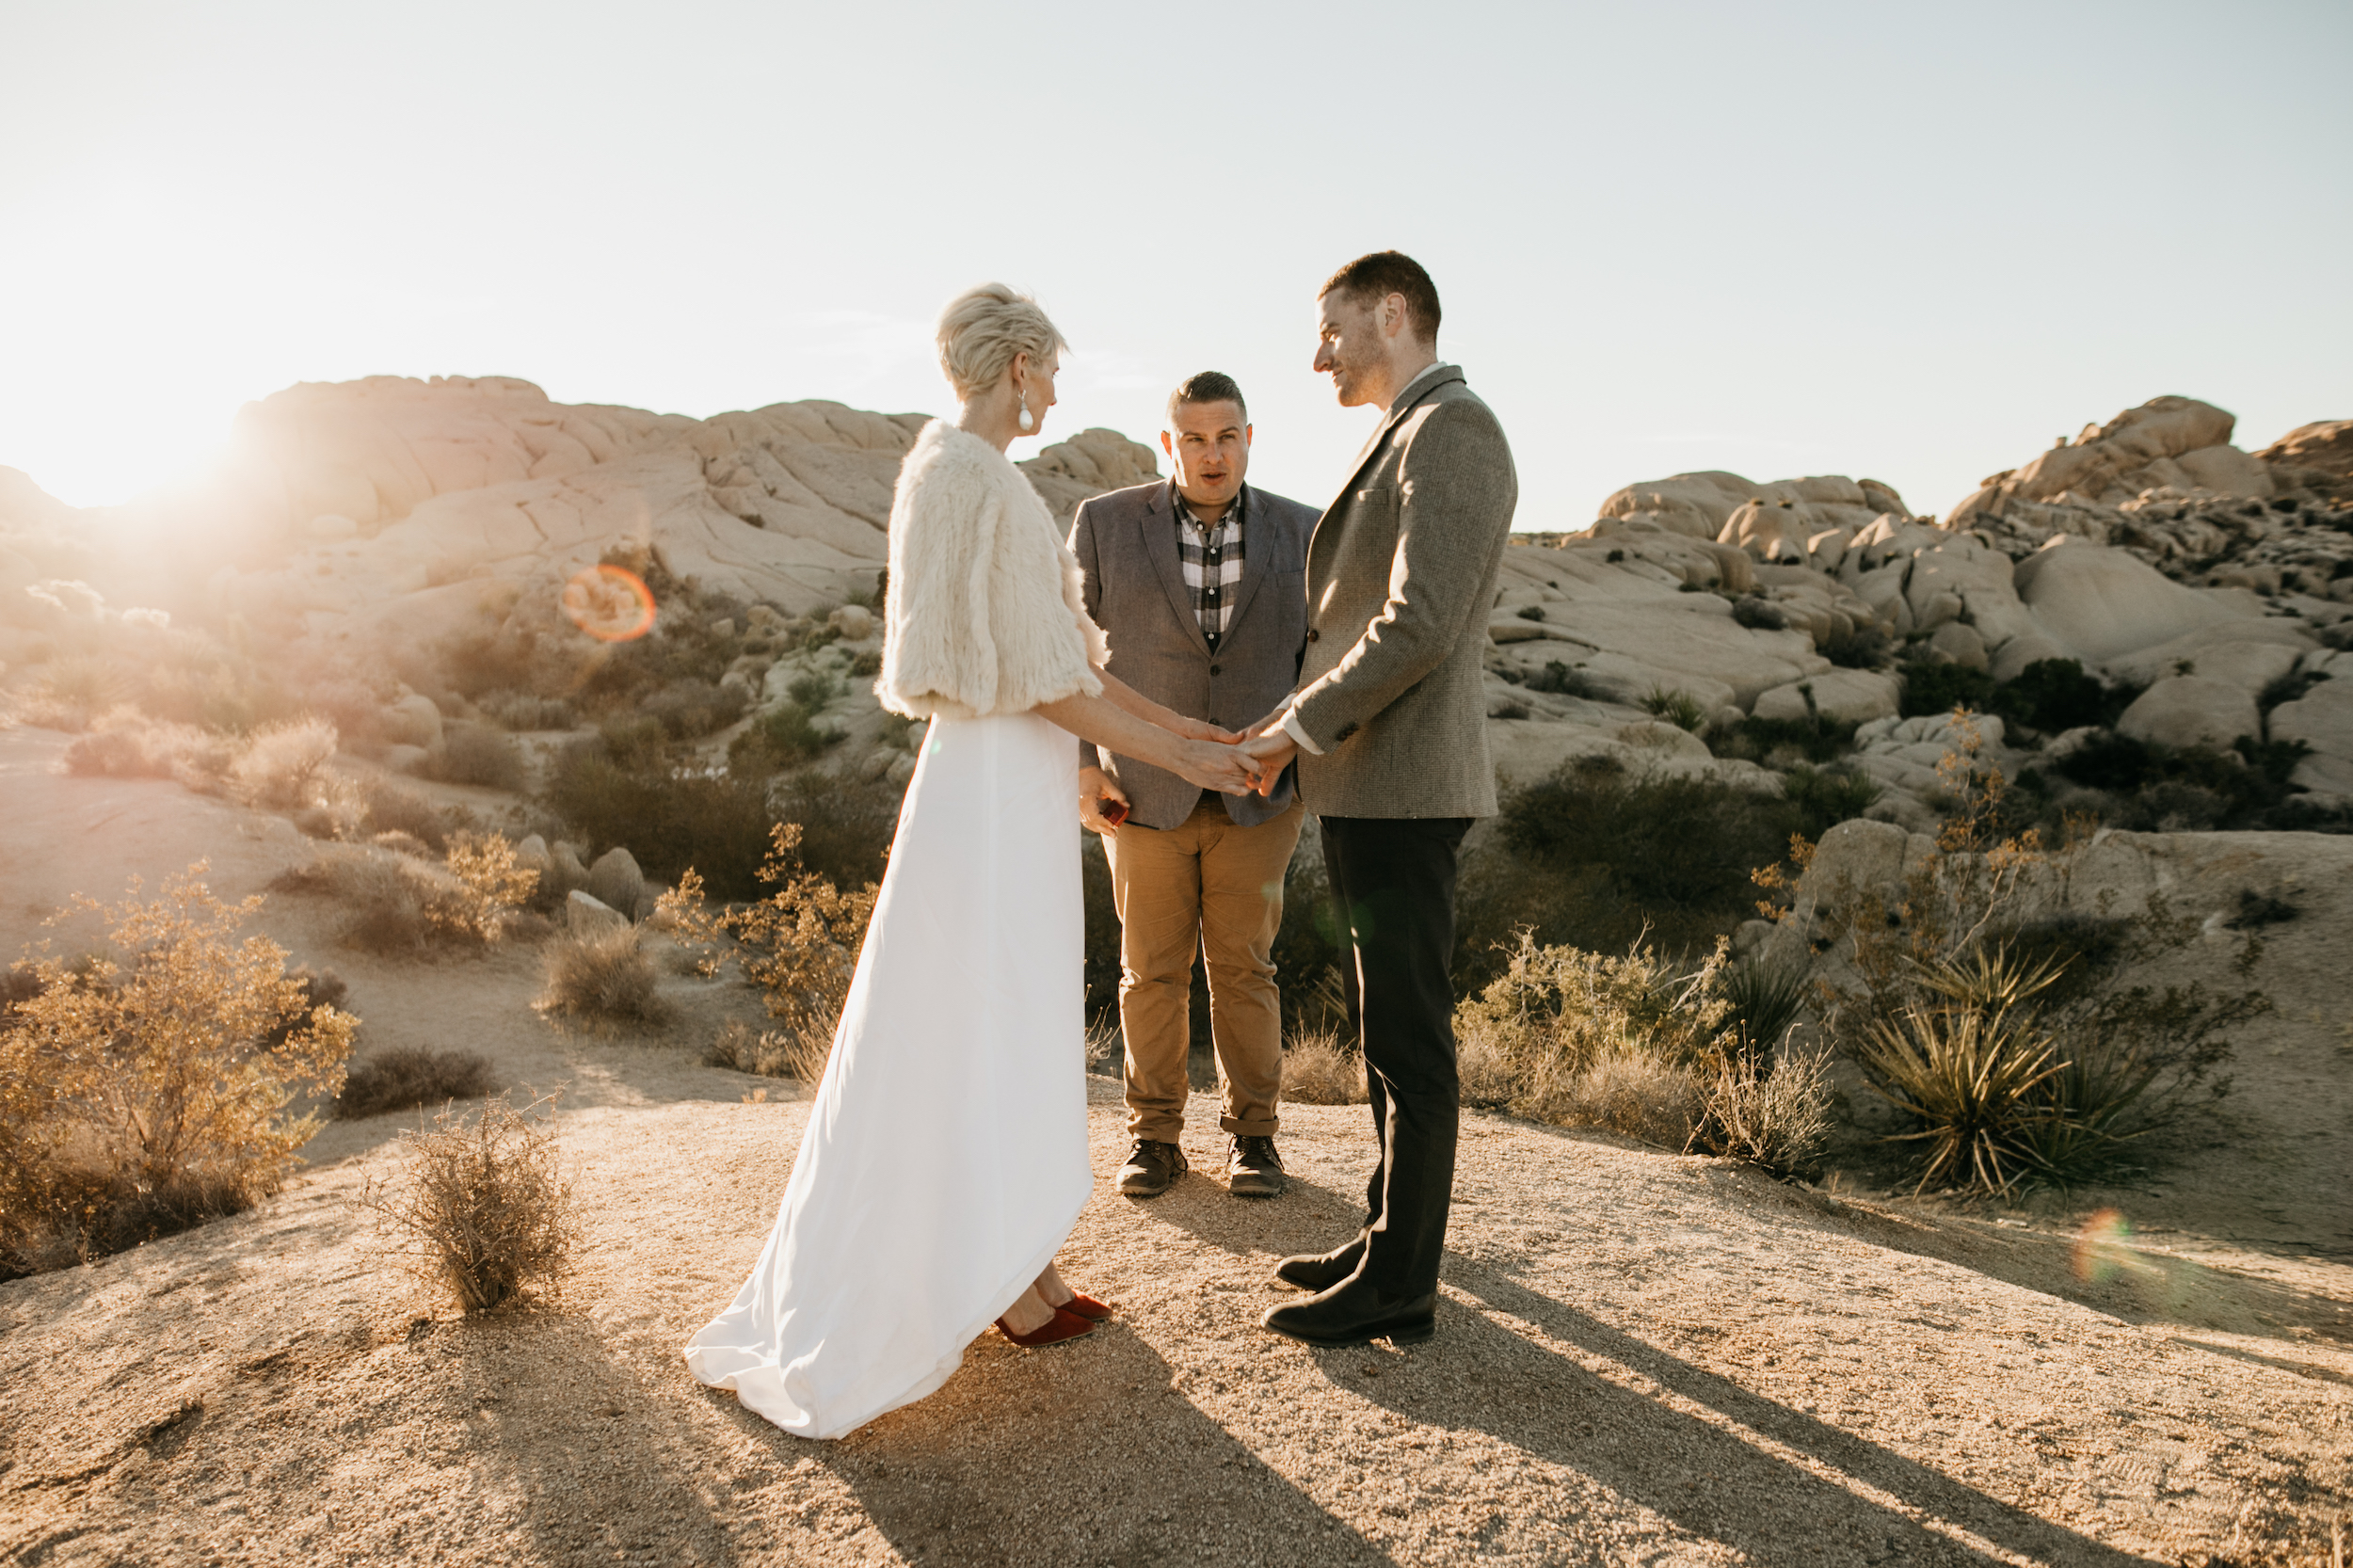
left=683, top=710, right=1094, bottom=1439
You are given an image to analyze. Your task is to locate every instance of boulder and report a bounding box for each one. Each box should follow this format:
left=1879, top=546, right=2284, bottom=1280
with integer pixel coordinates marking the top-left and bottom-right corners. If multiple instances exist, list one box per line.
left=2255, top=420, right=2353, bottom=478
left=1927, top=622, right=1988, bottom=670
left=382, top=692, right=443, bottom=750
left=2014, top=541, right=2245, bottom=663
left=2104, top=620, right=2314, bottom=695
left=514, top=833, right=554, bottom=891
left=566, top=889, right=631, bottom=934
left=382, top=744, right=431, bottom=776
left=2116, top=677, right=2259, bottom=751
left=2266, top=679, right=2353, bottom=767
left=1752, top=670, right=1899, bottom=724
left=549, top=840, right=591, bottom=900
left=585, top=846, right=646, bottom=918
left=827, top=603, right=875, bottom=640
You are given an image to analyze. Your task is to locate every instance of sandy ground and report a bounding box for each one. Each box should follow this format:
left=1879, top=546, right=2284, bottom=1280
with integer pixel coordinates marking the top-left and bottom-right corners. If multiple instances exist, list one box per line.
left=3, top=728, right=2350, bottom=1566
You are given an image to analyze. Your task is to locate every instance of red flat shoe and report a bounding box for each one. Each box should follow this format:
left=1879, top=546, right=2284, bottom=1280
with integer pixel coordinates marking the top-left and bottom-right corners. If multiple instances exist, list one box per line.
left=1059, top=1292, right=1113, bottom=1321
left=995, top=1306, right=1095, bottom=1348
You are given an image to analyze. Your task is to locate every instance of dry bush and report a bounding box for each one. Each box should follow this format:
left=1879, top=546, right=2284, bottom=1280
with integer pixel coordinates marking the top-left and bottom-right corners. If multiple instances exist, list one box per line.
left=539, top=924, right=666, bottom=1027
left=336, top=1047, right=496, bottom=1120
left=1282, top=1025, right=1369, bottom=1106
left=11, top=655, right=128, bottom=731
left=1516, top=1050, right=1705, bottom=1148
left=63, top=708, right=235, bottom=786
left=1692, top=1046, right=1834, bottom=1178
left=658, top=823, right=875, bottom=1050
left=432, top=722, right=528, bottom=791
left=476, top=689, right=575, bottom=731
left=0, top=865, right=357, bottom=1276
left=704, top=1017, right=828, bottom=1081
left=231, top=717, right=339, bottom=808
left=355, top=778, right=456, bottom=850
left=360, top=1091, right=575, bottom=1311
left=272, top=833, right=536, bottom=954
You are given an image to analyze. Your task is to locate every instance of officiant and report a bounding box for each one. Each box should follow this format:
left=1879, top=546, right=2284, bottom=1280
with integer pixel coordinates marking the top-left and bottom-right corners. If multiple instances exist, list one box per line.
left=1068, top=372, right=1319, bottom=1203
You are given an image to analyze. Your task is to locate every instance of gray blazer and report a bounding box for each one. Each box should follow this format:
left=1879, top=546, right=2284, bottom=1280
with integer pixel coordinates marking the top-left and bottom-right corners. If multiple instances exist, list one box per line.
left=1292, top=366, right=1519, bottom=819
left=1071, top=481, right=1318, bottom=829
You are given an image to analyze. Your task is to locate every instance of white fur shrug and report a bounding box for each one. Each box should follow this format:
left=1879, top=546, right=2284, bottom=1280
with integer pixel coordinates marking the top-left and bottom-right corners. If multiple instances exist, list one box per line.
left=875, top=420, right=1109, bottom=721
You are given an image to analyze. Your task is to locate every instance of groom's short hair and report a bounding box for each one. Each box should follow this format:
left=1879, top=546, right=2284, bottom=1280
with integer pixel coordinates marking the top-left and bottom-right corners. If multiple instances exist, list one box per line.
left=1319, top=251, right=1441, bottom=346
left=1167, top=370, right=1246, bottom=425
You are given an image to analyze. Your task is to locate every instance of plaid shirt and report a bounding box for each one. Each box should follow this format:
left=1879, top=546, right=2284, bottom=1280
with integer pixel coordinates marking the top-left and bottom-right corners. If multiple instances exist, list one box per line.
left=1174, top=482, right=1247, bottom=649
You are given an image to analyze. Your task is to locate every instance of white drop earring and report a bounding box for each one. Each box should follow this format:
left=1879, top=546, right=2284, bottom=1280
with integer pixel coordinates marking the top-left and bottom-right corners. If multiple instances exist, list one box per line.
left=1015, top=381, right=1034, bottom=434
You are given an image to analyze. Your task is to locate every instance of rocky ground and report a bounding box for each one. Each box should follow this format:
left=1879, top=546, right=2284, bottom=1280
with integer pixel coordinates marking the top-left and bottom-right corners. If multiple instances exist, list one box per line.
left=1, top=729, right=2349, bottom=1567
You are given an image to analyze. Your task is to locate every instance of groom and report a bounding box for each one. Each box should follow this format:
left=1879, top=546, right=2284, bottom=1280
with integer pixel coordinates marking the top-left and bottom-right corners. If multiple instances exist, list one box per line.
left=1240, top=251, right=1518, bottom=1347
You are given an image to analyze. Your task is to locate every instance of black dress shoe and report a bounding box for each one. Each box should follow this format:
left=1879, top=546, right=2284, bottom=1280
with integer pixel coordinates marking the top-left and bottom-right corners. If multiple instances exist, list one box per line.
left=1116, top=1138, right=1187, bottom=1197
left=1273, top=1236, right=1365, bottom=1292
left=1261, top=1284, right=1437, bottom=1348
left=1226, top=1136, right=1286, bottom=1198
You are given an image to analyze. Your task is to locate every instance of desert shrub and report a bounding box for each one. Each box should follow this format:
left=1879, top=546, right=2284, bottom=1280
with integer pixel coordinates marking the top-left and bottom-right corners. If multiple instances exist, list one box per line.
left=660, top=823, right=877, bottom=1055
left=63, top=710, right=236, bottom=785
left=477, top=689, right=576, bottom=731
left=728, top=700, right=842, bottom=776
left=1730, top=595, right=1785, bottom=631
left=11, top=656, right=129, bottom=730
left=1897, top=658, right=1997, bottom=719
left=0, top=866, right=357, bottom=1276
left=1452, top=932, right=1832, bottom=1171
left=848, top=648, right=882, bottom=678
left=264, top=967, right=349, bottom=1048
left=1282, top=1025, right=1369, bottom=1106
left=1524, top=660, right=1600, bottom=698
left=1778, top=762, right=1881, bottom=838
left=355, top=778, right=456, bottom=851
left=539, top=925, right=666, bottom=1027
left=1705, top=712, right=1860, bottom=767
left=2001, top=658, right=2113, bottom=732
left=705, top=1017, right=829, bottom=1081
left=767, top=769, right=899, bottom=890
left=1776, top=726, right=2270, bottom=1192
left=335, top=1046, right=495, bottom=1119
left=1718, top=956, right=1809, bottom=1065
left=1457, top=756, right=1799, bottom=974
left=545, top=742, right=774, bottom=898
left=1641, top=687, right=1708, bottom=731
left=642, top=679, right=749, bottom=741
left=360, top=1092, right=575, bottom=1311
left=1818, top=624, right=1893, bottom=669
left=431, top=722, right=527, bottom=791
left=231, top=718, right=340, bottom=808
left=2027, top=730, right=2345, bottom=834
left=273, top=835, right=535, bottom=953
left=1692, top=1045, right=1834, bottom=1177
left=1084, top=1013, right=1123, bottom=1076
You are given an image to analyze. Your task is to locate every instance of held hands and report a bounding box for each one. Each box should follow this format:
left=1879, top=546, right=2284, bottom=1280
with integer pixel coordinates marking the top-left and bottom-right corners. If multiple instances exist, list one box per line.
left=1238, top=730, right=1298, bottom=796
left=1171, top=739, right=1263, bottom=796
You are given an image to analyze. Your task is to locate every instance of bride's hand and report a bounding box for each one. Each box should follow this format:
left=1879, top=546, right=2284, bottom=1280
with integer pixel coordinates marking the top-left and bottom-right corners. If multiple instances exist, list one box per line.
left=1167, top=713, right=1240, bottom=744
left=1169, top=739, right=1259, bottom=794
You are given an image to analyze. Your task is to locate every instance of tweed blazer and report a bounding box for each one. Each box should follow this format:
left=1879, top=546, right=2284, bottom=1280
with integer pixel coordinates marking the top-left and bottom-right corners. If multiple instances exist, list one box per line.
left=1291, top=366, right=1518, bottom=819
left=1070, top=481, right=1318, bottom=829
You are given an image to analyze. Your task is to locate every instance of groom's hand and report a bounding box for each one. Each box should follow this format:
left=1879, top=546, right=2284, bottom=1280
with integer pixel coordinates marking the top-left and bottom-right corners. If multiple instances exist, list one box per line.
left=1079, top=766, right=1128, bottom=837
left=1241, top=704, right=1291, bottom=742
left=1238, top=730, right=1297, bottom=796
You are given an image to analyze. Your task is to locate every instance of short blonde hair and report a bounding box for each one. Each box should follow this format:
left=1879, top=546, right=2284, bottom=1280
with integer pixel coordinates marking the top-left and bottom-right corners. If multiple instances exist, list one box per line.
left=936, top=283, right=1068, bottom=401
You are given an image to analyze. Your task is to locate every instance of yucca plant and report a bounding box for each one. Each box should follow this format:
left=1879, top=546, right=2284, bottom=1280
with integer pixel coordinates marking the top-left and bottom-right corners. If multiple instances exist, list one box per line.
left=1641, top=686, right=1708, bottom=732
left=1858, top=999, right=2062, bottom=1194
left=1716, top=956, right=1809, bottom=1072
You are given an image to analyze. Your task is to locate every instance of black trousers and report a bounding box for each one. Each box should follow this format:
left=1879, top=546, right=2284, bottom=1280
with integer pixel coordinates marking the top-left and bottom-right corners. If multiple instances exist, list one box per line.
left=1319, top=813, right=1471, bottom=1301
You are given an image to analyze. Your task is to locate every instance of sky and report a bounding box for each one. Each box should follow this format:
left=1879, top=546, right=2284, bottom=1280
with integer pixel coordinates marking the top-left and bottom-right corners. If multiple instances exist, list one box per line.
left=1, top=0, right=2347, bottom=530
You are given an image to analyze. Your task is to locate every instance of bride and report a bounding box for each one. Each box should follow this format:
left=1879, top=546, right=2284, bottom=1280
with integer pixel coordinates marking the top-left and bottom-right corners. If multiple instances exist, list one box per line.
left=683, top=284, right=1257, bottom=1439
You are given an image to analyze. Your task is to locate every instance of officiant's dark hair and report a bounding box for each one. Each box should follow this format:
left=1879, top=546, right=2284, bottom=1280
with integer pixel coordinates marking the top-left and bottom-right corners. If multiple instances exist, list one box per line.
left=1167, top=371, right=1247, bottom=426
left=1320, top=251, right=1441, bottom=345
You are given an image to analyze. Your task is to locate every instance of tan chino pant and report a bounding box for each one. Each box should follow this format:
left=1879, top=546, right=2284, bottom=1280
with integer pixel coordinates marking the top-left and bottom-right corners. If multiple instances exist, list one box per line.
left=1102, top=794, right=1305, bottom=1143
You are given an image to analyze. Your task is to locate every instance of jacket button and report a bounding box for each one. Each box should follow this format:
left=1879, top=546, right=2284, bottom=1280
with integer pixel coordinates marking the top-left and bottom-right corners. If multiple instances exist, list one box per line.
left=1209, top=664, right=1221, bottom=676
left=1305, top=628, right=1320, bottom=643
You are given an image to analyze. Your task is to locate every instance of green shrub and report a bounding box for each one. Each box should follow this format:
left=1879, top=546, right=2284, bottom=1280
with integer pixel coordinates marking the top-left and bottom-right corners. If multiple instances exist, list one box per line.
left=1730, top=596, right=1785, bottom=631
left=2002, top=658, right=2113, bottom=732
left=1819, top=624, right=1893, bottom=669
left=1641, top=687, right=1708, bottom=731
left=641, top=679, right=748, bottom=741
left=1778, top=762, right=1881, bottom=838
left=1707, top=713, right=1860, bottom=767
left=727, top=701, right=840, bottom=775
left=1897, top=658, right=1998, bottom=719
left=545, top=743, right=774, bottom=899
left=660, top=824, right=876, bottom=1053
left=1524, top=660, right=1599, bottom=699
left=2030, top=730, right=2345, bottom=833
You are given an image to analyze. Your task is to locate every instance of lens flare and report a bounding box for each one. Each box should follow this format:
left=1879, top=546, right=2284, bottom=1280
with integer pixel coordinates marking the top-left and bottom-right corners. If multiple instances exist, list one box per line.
left=562, top=565, right=657, bottom=643
left=2073, top=1207, right=2134, bottom=1284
